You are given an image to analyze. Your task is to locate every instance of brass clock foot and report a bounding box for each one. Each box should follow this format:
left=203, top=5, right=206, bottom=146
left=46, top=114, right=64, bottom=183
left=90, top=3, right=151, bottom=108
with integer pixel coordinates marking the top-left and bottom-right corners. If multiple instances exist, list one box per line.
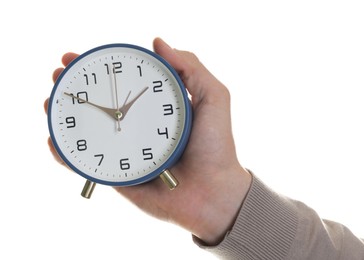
left=81, top=180, right=96, bottom=199
left=160, top=169, right=179, bottom=190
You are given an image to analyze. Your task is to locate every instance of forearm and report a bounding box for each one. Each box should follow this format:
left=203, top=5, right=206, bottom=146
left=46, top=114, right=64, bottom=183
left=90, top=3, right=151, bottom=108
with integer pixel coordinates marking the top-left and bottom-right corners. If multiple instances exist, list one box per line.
left=194, top=174, right=364, bottom=259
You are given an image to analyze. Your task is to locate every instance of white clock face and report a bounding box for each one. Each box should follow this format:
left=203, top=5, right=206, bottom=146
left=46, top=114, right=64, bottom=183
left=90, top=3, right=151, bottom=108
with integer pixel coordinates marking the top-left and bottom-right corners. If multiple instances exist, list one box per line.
left=48, top=45, right=191, bottom=186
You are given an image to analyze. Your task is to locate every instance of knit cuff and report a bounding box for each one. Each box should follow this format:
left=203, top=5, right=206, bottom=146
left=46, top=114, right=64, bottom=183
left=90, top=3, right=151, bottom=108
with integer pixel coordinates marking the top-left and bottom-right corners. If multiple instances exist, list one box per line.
left=193, top=175, right=298, bottom=260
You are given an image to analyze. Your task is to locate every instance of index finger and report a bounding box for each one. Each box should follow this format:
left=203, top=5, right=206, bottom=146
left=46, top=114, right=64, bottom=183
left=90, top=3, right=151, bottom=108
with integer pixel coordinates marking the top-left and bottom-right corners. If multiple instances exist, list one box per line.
left=52, top=52, right=80, bottom=83
left=62, top=52, right=79, bottom=67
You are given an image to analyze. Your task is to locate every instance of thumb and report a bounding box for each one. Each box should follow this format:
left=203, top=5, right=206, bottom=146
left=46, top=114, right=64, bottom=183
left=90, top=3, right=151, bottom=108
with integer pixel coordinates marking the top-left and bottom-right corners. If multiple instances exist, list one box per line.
left=153, top=38, right=229, bottom=107
left=153, top=37, right=187, bottom=76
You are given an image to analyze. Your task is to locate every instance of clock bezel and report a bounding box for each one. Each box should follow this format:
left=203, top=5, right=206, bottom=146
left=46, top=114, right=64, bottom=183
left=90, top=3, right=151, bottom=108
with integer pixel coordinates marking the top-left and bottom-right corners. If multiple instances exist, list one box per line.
left=48, top=43, right=192, bottom=186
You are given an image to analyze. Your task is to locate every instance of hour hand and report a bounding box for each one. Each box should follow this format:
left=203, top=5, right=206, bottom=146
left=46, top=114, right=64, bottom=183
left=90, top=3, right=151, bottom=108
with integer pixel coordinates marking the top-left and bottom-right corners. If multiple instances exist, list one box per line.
left=64, top=92, right=119, bottom=121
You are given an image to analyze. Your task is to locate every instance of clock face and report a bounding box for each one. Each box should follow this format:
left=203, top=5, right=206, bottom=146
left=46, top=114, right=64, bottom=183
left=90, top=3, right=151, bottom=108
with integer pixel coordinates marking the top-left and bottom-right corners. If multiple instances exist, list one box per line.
left=48, top=44, right=192, bottom=186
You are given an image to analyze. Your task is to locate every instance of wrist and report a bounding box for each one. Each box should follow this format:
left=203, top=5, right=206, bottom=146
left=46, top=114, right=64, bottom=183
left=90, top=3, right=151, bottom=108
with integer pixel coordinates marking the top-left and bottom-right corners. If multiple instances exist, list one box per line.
left=193, top=167, right=252, bottom=245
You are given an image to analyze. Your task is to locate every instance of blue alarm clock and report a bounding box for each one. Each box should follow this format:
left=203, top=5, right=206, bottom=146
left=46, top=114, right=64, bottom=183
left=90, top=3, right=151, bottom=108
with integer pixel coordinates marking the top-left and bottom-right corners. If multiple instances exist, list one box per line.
left=48, top=44, right=192, bottom=198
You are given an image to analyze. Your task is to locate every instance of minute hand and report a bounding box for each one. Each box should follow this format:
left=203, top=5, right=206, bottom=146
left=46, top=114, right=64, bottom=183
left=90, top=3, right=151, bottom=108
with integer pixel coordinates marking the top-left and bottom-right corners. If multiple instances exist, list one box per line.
left=64, top=92, right=117, bottom=120
left=119, top=87, right=149, bottom=119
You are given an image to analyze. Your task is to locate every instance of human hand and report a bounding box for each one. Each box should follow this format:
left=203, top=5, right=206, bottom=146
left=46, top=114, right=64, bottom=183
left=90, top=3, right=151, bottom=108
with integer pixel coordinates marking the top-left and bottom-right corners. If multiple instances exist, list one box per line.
left=44, top=38, right=252, bottom=245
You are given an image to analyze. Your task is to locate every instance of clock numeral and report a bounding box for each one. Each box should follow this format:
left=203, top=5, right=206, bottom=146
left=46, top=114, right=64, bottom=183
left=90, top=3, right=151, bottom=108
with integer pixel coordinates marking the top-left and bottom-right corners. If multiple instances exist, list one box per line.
left=65, top=116, right=76, bottom=128
left=94, top=154, right=104, bottom=166
left=157, top=127, right=169, bottom=139
left=120, top=158, right=130, bottom=170
left=70, top=91, right=88, bottom=105
left=137, top=65, right=142, bottom=77
left=77, top=139, right=87, bottom=151
left=142, top=148, right=153, bottom=160
left=163, top=104, right=174, bottom=116
left=153, top=80, right=163, bottom=92
left=84, top=73, right=97, bottom=85
left=104, top=62, right=122, bottom=74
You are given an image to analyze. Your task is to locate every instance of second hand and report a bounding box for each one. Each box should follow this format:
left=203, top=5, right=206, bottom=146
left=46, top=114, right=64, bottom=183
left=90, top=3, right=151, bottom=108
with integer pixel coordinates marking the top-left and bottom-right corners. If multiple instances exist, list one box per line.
left=112, top=65, right=122, bottom=132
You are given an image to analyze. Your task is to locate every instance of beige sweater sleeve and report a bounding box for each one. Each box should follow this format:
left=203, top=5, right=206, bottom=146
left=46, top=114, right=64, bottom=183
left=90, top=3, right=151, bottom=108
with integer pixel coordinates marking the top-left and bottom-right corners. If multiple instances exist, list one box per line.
left=194, top=175, right=364, bottom=259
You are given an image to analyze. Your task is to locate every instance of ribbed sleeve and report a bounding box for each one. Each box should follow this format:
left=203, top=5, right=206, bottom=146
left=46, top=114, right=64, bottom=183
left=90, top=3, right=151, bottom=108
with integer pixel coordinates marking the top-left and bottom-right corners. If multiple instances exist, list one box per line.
left=194, top=176, right=298, bottom=259
left=193, top=175, right=364, bottom=259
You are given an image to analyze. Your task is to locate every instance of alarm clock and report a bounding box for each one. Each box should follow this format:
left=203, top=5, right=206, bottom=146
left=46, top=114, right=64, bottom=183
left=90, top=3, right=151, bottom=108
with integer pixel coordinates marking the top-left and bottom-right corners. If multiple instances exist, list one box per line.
left=48, top=43, right=192, bottom=198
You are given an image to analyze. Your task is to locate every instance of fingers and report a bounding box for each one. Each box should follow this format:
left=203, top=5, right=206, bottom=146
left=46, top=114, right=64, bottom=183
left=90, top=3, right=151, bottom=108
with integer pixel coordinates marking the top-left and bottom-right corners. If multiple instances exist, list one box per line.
left=47, top=137, right=66, bottom=166
left=44, top=98, right=49, bottom=114
left=62, top=52, right=79, bottom=67
left=46, top=52, right=79, bottom=167
left=52, top=68, right=64, bottom=83
left=49, top=52, right=80, bottom=114
left=52, top=52, right=79, bottom=83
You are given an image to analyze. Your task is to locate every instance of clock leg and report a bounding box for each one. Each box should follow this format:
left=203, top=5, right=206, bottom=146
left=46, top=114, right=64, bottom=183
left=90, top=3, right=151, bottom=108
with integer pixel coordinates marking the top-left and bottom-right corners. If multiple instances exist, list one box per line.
left=81, top=180, right=96, bottom=199
left=160, top=169, right=179, bottom=190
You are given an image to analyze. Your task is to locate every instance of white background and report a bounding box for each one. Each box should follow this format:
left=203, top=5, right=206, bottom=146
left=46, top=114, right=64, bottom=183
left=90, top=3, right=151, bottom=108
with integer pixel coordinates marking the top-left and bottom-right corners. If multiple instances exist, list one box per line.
left=1, top=0, right=363, bottom=259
